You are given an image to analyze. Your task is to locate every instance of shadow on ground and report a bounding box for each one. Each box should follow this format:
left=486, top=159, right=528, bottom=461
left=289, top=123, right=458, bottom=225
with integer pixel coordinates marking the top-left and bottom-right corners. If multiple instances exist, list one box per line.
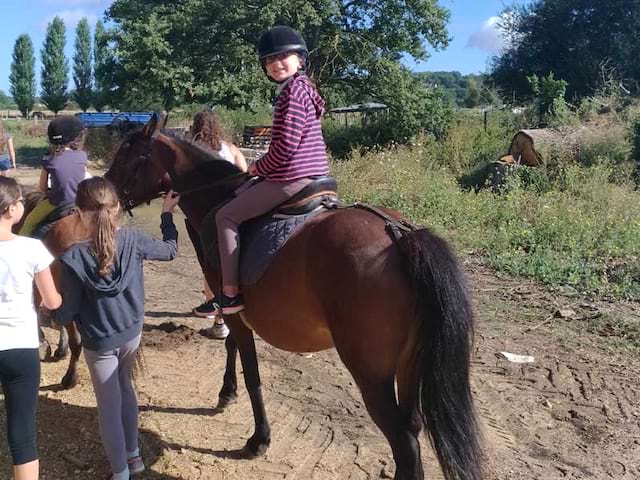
left=0, top=395, right=180, bottom=479
left=16, top=145, right=48, bottom=168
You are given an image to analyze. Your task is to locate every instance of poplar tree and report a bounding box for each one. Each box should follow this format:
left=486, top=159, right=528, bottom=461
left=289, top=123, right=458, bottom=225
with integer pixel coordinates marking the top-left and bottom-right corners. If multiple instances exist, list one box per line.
left=93, top=20, right=110, bottom=111
left=9, top=34, right=36, bottom=117
left=41, top=16, right=69, bottom=114
left=73, top=18, right=93, bottom=111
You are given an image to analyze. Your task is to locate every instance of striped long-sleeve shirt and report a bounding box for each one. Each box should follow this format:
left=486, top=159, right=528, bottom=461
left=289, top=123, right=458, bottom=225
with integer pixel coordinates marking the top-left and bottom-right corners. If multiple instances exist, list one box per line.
left=255, top=74, right=329, bottom=181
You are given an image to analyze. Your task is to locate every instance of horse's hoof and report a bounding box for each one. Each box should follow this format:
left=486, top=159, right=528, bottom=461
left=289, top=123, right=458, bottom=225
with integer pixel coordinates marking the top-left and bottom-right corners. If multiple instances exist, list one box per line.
left=39, top=342, right=52, bottom=362
left=53, top=347, right=69, bottom=360
left=242, top=434, right=270, bottom=458
left=216, top=393, right=238, bottom=409
left=60, top=371, right=78, bottom=390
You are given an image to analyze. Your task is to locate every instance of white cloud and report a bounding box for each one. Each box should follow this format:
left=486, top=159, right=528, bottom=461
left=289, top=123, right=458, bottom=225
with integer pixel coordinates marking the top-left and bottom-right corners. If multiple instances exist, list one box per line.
left=466, top=16, right=507, bottom=53
left=41, top=10, right=99, bottom=30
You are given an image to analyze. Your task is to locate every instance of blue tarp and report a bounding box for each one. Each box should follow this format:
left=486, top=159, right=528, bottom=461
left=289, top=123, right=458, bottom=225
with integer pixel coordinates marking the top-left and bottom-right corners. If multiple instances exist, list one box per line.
left=75, top=112, right=155, bottom=128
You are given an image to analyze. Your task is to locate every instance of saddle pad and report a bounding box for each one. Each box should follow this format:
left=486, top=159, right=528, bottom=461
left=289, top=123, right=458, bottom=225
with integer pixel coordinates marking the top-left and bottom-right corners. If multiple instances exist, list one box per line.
left=200, top=208, right=323, bottom=286
left=32, top=201, right=76, bottom=240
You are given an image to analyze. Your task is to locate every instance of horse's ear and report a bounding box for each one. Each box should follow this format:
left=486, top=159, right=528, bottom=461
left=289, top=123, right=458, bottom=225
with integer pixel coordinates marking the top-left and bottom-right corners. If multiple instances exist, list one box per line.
left=141, top=113, right=159, bottom=139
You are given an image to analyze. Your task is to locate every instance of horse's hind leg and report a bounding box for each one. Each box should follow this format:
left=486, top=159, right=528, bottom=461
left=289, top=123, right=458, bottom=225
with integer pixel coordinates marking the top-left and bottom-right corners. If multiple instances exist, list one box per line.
left=216, top=333, right=238, bottom=408
left=355, top=376, right=423, bottom=480
left=60, top=322, right=82, bottom=389
left=53, top=322, right=69, bottom=360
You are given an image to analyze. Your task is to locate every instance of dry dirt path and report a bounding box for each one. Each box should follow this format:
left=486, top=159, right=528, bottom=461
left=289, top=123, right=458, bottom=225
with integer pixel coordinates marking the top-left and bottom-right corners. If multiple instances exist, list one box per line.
left=1, top=168, right=639, bottom=479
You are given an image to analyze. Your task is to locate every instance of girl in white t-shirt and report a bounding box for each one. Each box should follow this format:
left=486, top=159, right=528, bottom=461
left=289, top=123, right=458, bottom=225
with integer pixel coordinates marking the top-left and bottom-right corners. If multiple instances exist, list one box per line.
left=0, top=177, right=62, bottom=480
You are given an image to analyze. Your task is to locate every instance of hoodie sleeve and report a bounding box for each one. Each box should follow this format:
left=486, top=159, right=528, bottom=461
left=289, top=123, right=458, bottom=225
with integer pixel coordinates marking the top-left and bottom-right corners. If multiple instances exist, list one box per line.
left=54, top=261, right=82, bottom=325
left=138, top=212, right=178, bottom=261
left=255, top=87, right=306, bottom=176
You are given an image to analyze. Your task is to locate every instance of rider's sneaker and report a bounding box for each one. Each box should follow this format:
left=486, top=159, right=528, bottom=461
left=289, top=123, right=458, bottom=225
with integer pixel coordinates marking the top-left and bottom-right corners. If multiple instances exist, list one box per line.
left=192, top=299, right=217, bottom=318
left=214, top=293, right=245, bottom=315
left=209, top=321, right=230, bottom=339
left=127, top=456, right=145, bottom=475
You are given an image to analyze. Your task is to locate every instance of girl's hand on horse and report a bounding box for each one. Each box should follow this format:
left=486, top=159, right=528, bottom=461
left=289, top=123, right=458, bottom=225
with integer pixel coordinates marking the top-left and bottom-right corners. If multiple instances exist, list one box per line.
left=162, top=190, right=181, bottom=213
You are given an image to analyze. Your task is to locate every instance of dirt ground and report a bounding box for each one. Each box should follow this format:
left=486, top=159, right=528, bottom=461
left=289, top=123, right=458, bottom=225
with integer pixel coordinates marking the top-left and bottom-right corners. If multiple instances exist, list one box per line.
left=1, top=166, right=639, bottom=479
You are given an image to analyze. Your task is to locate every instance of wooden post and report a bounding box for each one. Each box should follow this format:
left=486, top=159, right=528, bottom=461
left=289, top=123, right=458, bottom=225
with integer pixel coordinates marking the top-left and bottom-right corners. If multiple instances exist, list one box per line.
left=483, top=110, right=488, bottom=132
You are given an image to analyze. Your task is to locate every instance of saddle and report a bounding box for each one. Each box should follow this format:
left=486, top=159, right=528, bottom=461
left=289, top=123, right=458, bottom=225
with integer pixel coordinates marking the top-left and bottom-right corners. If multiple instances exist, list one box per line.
left=199, top=176, right=340, bottom=285
left=32, top=201, right=77, bottom=240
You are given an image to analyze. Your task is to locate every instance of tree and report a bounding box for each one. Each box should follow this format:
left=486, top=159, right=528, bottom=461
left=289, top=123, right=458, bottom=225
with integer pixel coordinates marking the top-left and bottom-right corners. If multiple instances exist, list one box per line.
left=366, top=59, right=453, bottom=143
left=9, top=34, right=36, bottom=117
left=93, top=20, right=112, bottom=111
left=41, top=16, right=69, bottom=114
left=73, top=18, right=93, bottom=111
left=528, top=72, right=569, bottom=126
left=0, top=90, right=13, bottom=108
left=104, top=0, right=451, bottom=112
left=463, top=78, right=482, bottom=108
left=491, top=0, right=640, bottom=101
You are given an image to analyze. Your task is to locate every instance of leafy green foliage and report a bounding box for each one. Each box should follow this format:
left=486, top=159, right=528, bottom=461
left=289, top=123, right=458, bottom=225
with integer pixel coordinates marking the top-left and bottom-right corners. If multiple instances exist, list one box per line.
left=527, top=72, right=569, bottom=126
left=9, top=35, right=36, bottom=117
left=0, top=90, right=14, bottom=108
left=491, top=0, right=640, bottom=101
left=73, top=18, right=93, bottom=112
left=41, top=17, right=69, bottom=114
left=103, top=0, right=450, bottom=119
left=93, top=20, right=111, bottom=112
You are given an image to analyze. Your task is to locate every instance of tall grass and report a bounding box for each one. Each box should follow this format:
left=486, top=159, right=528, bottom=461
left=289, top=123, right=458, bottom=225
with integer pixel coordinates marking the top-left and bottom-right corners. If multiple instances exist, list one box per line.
left=332, top=114, right=640, bottom=299
left=3, top=119, right=49, bottom=168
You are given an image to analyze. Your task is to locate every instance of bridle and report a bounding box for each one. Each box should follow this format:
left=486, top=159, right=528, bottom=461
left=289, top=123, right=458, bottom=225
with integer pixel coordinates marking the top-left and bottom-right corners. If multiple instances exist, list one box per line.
left=118, top=135, right=169, bottom=215
left=116, top=132, right=248, bottom=214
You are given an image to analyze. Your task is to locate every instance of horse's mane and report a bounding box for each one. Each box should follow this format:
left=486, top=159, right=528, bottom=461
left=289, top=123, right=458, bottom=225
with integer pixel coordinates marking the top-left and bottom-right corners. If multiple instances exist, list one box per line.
left=161, top=129, right=243, bottom=179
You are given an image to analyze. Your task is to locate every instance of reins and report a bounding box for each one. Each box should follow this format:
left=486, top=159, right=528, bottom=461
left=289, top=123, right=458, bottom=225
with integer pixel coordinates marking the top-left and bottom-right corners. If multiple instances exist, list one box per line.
left=172, top=172, right=248, bottom=198
left=118, top=130, right=248, bottom=216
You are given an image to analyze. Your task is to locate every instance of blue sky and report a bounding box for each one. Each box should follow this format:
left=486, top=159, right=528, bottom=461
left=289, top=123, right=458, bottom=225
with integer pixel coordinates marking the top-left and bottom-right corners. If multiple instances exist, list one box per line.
left=0, top=0, right=522, bottom=95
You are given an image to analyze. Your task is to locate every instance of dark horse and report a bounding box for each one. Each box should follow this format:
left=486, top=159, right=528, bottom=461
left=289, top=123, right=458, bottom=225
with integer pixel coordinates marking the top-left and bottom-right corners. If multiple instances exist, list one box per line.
left=14, top=188, right=88, bottom=389
left=105, top=116, right=483, bottom=480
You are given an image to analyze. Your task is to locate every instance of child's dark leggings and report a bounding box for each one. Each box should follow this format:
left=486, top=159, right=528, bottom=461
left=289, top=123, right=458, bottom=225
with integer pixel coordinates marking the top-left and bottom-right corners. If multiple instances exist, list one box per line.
left=0, top=348, right=40, bottom=465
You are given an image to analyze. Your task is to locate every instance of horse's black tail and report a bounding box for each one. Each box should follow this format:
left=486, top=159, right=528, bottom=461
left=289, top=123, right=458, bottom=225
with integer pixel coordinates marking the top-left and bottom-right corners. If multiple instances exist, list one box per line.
left=397, top=228, right=483, bottom=480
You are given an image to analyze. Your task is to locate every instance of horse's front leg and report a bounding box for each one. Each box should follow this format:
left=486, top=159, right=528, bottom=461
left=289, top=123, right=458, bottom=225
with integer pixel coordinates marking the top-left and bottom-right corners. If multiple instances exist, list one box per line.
left=60, top=322, right=82, bottom=389
left=217, top=333, right=238, bottom=408
left=38, top=325, right=52, bottom=362
left=224, top=313, right=270, bottom=458
left=53, top=321, right=69, bottom=360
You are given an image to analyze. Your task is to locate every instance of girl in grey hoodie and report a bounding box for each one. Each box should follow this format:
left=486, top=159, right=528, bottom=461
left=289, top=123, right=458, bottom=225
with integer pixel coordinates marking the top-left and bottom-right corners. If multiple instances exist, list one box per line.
left=56, top=177, right=180, bottom=480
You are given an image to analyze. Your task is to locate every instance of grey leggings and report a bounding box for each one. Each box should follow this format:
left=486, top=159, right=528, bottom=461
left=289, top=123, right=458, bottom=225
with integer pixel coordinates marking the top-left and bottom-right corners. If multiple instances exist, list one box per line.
left=216, top=177, right=312, bottom=287
left=84, top=334, right=141, bottom=475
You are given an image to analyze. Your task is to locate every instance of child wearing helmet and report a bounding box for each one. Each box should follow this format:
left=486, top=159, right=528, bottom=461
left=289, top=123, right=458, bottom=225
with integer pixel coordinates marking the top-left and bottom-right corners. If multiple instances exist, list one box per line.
left=20, top=116, right=89, bottom=236
left=212, top=25, right=330, bottom=314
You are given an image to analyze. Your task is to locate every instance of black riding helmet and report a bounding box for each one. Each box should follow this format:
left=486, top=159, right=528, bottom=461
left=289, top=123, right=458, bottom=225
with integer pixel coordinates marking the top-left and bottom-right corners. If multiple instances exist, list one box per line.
left=48, top=115, right=84, bottom=145
left=257, top=26, right=308, bottom=66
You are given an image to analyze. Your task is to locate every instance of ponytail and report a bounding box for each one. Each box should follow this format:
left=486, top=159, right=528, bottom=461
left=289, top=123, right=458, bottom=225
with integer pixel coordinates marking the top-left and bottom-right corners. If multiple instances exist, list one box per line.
left=76, top=177, right=121, bottom=277
left=94, top=205, right=118, bottom=276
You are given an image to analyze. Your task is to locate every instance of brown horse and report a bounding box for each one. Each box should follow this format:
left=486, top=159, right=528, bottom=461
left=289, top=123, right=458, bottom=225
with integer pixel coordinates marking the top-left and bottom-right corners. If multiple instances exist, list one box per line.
left=15, top=188, right=88, bottom=389
left=105, top=115, right=483, bottom=480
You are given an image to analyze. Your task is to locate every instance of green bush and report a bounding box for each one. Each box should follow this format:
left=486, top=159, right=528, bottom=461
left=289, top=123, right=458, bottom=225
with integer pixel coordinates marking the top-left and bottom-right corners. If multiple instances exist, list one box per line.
left=84, top=127, right=122, bottom=165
